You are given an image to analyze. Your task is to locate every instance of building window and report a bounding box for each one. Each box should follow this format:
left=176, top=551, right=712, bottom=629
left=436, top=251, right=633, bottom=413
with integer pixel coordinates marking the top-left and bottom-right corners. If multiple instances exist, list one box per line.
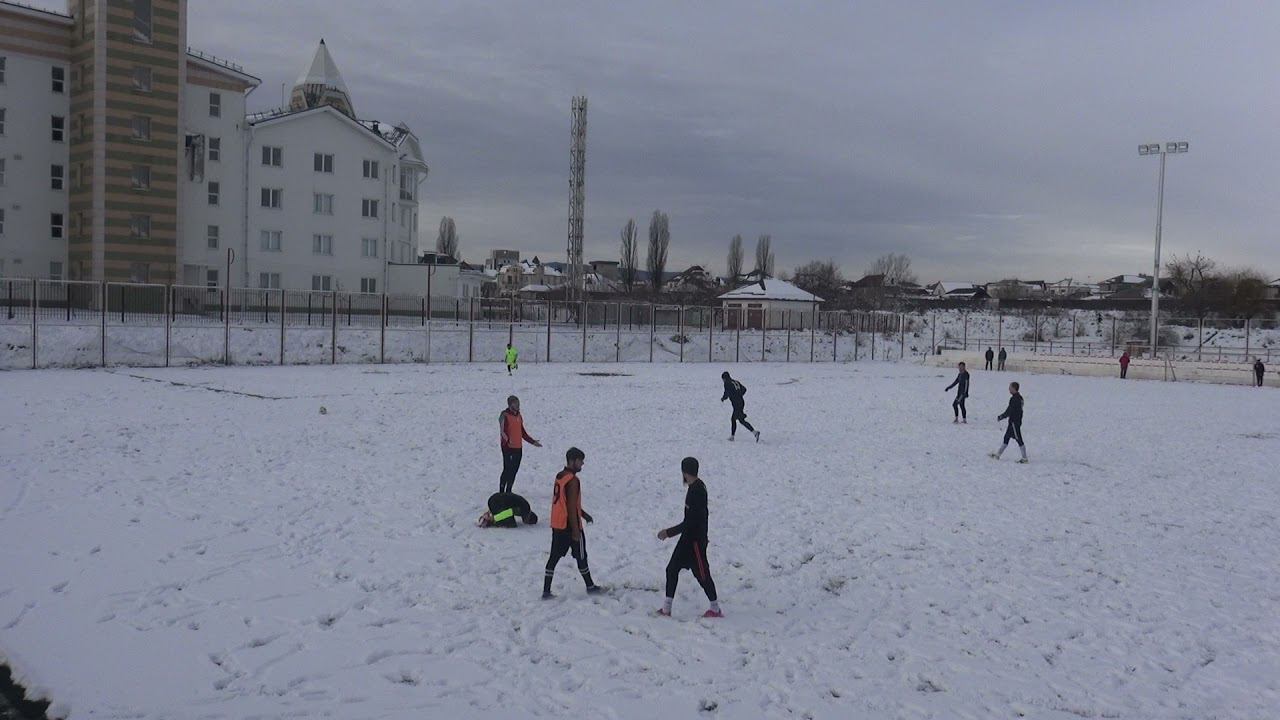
left=209, top=92, right=221, bottom=117
left=312, top=275, right=333, bottom=291
left=313, top=193, right=334, bottom=215
left=79, top=113, right=88, bottom=140
left=129, top=214, right=150, bottom=239
left=207, top=225, right=219, bottom=249
left=260, top=188, right=282, bottom=209
left=362, top=199, right=379, bottom=218
left=52, top=66, right=65, bottom=93
left=133, top=0, right=152, bottom=42
left=132, top=115, right=150, bottom=141
left=361, top=238, right=378, bottom=258
left=0, top=108, right=5, bottom=135
left=313, top=153, right=334, bottom=173
left=129, top=263, right=150, bottom=283
left=260, top=230, right=282, bottom=252
left=360, top=278, right=377, bottom=294
left=206, top=269, right=219, bottom=288
left=261, top=146, right=282, bottom=167
left=51, top=213, right=65, bottom=239
left=312, top=234, right=333, bottom=255
left=363, top=159, right=379, bottom=179
left=52, top=116, right=66, bottom=142
left=208, top=137, right=220, bottom=162
left=258, top=272, right=281, bottom=289
left=0, top=208, right=5, bottom=235
left=0, top=158, right=5, bottom=186
left=133, top=65, right=151, bottom=92
left=0, top=57, right=6, bottom=84
left=208, top=181, right=220, bottom=206
left=131, top=164, right=150, bottom=190
left=50, top=262, right=63, bottom=281
left=51, top=164, right=64, bottom=190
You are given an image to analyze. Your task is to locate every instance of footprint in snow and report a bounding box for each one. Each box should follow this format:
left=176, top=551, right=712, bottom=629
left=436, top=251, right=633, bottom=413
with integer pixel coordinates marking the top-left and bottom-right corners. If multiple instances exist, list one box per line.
left=52, top=580, right=70, bottom=593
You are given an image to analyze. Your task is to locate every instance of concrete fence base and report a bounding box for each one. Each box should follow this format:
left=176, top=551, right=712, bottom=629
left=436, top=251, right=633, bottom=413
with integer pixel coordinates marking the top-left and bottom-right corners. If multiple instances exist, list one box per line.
left=927, top=351, right=1275, bottom=388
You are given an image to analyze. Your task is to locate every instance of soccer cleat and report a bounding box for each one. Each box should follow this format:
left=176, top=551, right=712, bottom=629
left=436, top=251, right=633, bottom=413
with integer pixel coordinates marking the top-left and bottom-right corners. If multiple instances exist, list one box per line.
left=656, top=608, right=671, bottom=617
left=961, top=419, right=967, bottom=424
left=729, top=435, right=735, bottom=442
left=953, top=418, right=959, bottom=424
left=586, top=585, right=605, bottom=595
left=1017, top=458, right=1029, bottom=464
left=702, top=609, right=724, bottom=618
left=989, top=452, right=999, bottom=459
left=541, top=591, right=555, bottom=600
left=753, top=430, right=761, bottom=442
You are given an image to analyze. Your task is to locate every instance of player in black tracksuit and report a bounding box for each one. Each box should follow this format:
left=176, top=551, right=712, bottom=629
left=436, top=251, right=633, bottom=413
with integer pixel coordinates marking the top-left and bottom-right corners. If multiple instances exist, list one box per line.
left=945, top=362, right=970, bottom=423
left=1255, top=358, right=1266, bottom=387
left=998, top=347, right=1008, bottom=371
left=657, top=457, right=721, bottom=618
left=991, top=381, right=1027, bottom=462
left=477, top=492, right=536, bottom=528
left=721, top=371, right=759, bottom=442
left=985, top=347, right=994, bottom=370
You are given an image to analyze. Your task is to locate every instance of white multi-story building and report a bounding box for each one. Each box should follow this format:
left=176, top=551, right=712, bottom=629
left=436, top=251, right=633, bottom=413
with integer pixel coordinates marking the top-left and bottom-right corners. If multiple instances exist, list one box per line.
left=0, top=1, right=428, bottom=291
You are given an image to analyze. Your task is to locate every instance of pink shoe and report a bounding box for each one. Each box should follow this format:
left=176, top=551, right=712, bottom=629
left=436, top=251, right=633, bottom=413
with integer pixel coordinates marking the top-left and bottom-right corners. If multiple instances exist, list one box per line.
left=656, top=608, right=671, bottom=617
left=702, top=609, right=724, bottom=618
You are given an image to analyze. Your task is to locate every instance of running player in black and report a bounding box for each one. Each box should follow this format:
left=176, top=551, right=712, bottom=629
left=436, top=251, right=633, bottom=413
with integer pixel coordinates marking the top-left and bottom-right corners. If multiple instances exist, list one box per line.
left=991, top=381, right=1027, bottom=463
left=721, top=371, right=759, bottom=442
left=945, top=361, right=970, bottom=423
left=656, top=457, right=721, bottom=618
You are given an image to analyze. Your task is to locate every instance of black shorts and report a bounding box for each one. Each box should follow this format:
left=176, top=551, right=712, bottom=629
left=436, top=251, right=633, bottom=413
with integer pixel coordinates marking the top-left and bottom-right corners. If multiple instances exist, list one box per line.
left=668, top=539, right=710, bottom=576
left=549, top=529, right=586, bottom=561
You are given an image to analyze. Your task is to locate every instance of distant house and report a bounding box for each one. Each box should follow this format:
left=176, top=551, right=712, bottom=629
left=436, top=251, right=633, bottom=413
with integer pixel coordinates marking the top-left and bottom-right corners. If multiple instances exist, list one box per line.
left=718, top=278, right=822, bottom=330
left=664, top=265, right=720, bottom=294
left=987, top=279, right=1047, bottom=300
left=1099, top=274, right=1150, bottom=295
left=1266, top=279, right=1280, bottom=302
left=943, top=286, right=990, bottom=301
left=1046, top=279, right=1098, bottom=299
left=589, top=260, right=620, bottom=282
left=927, top=281, right=980, bottom=298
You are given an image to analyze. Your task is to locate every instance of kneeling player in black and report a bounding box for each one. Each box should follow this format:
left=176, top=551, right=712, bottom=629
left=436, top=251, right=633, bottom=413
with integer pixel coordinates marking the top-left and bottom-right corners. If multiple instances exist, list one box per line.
left=477, top=492, right=537, bottom=527
left=656, top=457, right=721, bottom=618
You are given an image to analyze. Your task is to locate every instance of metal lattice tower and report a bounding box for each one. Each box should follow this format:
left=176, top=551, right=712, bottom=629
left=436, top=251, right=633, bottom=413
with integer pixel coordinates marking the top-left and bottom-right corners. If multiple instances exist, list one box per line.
left=567, top=96, right=588, bottom=300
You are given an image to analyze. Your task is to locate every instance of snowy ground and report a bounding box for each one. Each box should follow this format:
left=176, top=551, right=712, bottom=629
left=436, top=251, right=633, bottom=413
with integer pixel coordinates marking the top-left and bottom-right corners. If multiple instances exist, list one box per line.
left=0, top=363, right=1277, bottom=719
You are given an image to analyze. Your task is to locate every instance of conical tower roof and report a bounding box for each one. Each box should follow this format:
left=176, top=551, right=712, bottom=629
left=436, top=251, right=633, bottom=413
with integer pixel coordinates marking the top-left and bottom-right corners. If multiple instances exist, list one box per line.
left=290, top=39, right=355, bottom=117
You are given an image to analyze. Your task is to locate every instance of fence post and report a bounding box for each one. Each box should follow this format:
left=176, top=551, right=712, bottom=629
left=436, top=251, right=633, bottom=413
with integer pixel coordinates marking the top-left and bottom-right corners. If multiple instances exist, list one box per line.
left=1071, top=315, right=1076, bottom=355
left=581, top=301, right=588, bottom=363
left=835, top=317, right=841, bottom=362
left=678, top=305, right=685, bottom=363
left=468, top=297, right=475, bottom=363
left=31, top=280, right=37, bottom=370
left=379, top=293, right=387, bottom=364
left=163, top=284, right=170, bottom=368
left=330, top=291, right=337, bottom=364
left=930, top=317, right=936, bottom=356
left=1197, top=317, right=1203, bottom=362
left=1111, top=316, right=1117, bottom=356
left=1244, top=318, right=1251, bottom=362
left=509, top=297, right=515, bottom=346
left=786, top=312, right=792, bottom=362
left=649, top=305, right=656, bottom=362
left=810, top=307, right=816, bottom=362
left=617, top=303, right=623, bottom=362
left=735, top=308, right=741, bottom=362
left=761, top=312, right=767, bottom=362
left=101, top=281, right=107, bottom=367
left=1032, top=314, right=1037, bottom=353
left=962, top=313, right=968, bottom=353
left=871, top=315, right=877, bottom=361
left=997, top=313, right=1002, bottom=356
left=224, top=287, right=232, bottom=366
left=546, top=300, right=552, bottom=362
left=708, top=306, right=714, bottom=363
left=900, top=313, right=905, bottom=360
left=279, top=289, right=286, bottom=365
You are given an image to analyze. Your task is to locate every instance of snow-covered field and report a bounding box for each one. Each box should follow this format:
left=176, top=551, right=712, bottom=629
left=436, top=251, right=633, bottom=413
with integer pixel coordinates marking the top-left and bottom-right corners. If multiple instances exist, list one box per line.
left=0, top=363, right=1276, bottom=719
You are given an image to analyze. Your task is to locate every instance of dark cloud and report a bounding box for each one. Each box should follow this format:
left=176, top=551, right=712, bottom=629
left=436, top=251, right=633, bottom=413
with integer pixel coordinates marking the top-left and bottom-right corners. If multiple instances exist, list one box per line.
left=33, top=1, right=1280, bottom=281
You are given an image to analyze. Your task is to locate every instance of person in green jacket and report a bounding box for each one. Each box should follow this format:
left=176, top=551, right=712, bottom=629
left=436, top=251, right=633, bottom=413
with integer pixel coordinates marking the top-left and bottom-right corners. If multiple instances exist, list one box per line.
left=505, top=343, right=519, bottom=375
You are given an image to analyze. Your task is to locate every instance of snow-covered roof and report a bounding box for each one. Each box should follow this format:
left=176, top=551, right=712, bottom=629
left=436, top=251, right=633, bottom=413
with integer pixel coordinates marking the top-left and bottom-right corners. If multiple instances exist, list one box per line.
left=519, top=284, right=553, bottom=293
left=932, top=281, right=977, bottom=293
left=718, top=279, right=822, bottom=303
left=1106, top=274, right=1147, bottom=285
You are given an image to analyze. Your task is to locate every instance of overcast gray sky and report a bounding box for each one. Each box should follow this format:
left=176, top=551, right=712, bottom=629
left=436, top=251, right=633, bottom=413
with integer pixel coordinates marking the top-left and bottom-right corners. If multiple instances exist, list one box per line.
left=38, top=1, right=1280, bottom=282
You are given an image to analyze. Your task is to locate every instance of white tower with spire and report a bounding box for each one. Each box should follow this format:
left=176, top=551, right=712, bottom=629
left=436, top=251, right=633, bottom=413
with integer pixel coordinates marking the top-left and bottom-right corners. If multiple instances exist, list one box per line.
left=289, top=39, right=356, bottom=117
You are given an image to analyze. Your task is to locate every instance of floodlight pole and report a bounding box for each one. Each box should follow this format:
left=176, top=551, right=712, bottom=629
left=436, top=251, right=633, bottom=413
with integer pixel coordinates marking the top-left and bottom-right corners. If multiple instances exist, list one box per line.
left=1139, top=141, right=1187, bottom=358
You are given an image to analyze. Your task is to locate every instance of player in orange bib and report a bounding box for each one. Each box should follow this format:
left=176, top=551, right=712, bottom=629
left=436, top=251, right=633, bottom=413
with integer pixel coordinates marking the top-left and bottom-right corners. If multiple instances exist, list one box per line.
left=499, top=395, right=541, bottom=493
left=542, top=447, right=601, bottom=599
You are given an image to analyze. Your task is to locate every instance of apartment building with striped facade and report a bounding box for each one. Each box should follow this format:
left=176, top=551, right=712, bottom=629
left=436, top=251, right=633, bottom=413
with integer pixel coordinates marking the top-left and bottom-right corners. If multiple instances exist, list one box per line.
left=0, top=0, right=428, bottom=291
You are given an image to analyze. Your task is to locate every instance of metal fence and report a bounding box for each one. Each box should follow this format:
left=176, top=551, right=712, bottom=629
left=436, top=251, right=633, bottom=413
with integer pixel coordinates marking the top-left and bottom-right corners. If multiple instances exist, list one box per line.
left=1, top=278, right=1276, bottom=370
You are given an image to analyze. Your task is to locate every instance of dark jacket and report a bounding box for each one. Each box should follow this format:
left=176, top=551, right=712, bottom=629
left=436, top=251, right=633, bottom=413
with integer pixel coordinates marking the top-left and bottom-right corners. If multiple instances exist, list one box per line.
left=945, top=370, right=970, bottom=397
left=1256, top=361, right=1266, bottom=375
left=985, top=349, right=994, bottom=361
left=998, top=393, right=1023, bottom=424
left=721, top=378, right=746, bottom=407
left=998, top=348, right=1007, bottom=361
left=487, top=492, right=532, bottom=527
left=665, top=479, right=709, bottom=544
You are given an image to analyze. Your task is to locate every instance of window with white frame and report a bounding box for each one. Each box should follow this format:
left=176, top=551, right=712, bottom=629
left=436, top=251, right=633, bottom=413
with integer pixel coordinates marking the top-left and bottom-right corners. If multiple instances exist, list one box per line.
left=313, top=153, right=334, bottom=173
left=312, top=193, right=334, bottom=215
left=52, top=115, right=65, bottom=142
left=129, top=214, right=150, bottom=239
left=131, top=164, right=150, bottom=190
left=362, top=198, right=378, bottom=218
left=360, top=278, right=377, bottom=293
left=132, top=115, right=150, bottom=140
left=133, top=65, right=152, bottom=92
left=206, top=269, right=219, bottom=288
left=133, top=0, right=152, bottom=42
left=50, top=262, right=63, bottom=281
left=207, top=225, right=219, bottom=249
left=51, top=164, right=64, bottom=190
left=51, top=213, right=64, bottom=239
left=209, top=92, right=221, bottom=117
left=260, top=188, right=282, bottom=208
left=259, top=272, right=281, bottom=289
left=261, top=146, right=282, bottom=167
left=260, top=230, right=282, bottom=251
left=362, top=159, right=379, bottom=179
left=208, top=137, right=220, bottom=162
left=312, top=234, right=333, bottom=256
left=312, top=275, right=333, bottom=291
left=52, top=66, right=65, bottom=93
left=361, top=237, right=378, bottom=258
left=208, top=181, right=220, bottom=206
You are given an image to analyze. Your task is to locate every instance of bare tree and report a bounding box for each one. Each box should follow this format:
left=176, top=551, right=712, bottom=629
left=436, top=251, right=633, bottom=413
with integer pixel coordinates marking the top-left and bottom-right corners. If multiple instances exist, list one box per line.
left=1165, top=252, right=1219, bottom=318
left=1224, top=267, right=1269, bottom=318
left=754, top=234, right=774, bottom=277
left=646, top=210, right=670, bottom=294
left=620, top=218, right=639, bottom=293
left=727, top=234, right=744, bottom=283
left=792, top=259, right=844, bottom=300
left=866, top=253, right=916, bottom=285
left=435, top=216, right=459, bottom=260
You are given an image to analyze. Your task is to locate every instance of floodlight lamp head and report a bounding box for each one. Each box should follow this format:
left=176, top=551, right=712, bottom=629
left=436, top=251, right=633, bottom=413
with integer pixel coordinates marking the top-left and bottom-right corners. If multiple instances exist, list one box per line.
left=1176, top=141, right=1189, bottom=152
left=1165, top=142, right=1178, bottom=153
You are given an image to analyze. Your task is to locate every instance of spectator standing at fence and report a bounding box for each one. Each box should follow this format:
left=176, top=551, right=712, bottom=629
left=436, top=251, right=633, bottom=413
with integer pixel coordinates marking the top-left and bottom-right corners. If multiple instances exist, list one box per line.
left=656, top=457, right=721, bottom=618
left=505, top=343, right=519, bottom=376
left=991, top=381, right=1027, bottom=463
left=997, top=347, right=1008, bottom=371
left=1120, top=351, right=1131, bottom=379
left=945, top=361, right=970, bottom=423
left=985, top=347, right=994, bottom=371
left=499, top=395, right=541, bottom=493
left=1255, top=358, right=1266, bottom=387
left=721, top=371, right=760, bottom=442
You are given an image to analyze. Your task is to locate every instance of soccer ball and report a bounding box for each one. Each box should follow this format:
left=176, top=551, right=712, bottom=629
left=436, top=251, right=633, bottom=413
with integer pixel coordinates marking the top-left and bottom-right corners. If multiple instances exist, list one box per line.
left=319, top=406, right=328, bottom=415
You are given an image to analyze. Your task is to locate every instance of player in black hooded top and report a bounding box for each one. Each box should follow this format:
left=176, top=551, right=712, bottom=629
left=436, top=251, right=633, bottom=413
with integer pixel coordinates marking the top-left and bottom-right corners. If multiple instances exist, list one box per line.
left=656, top=457, right=721, bottom=618
left=945, top=361, right=970, bottom=423
left=721, top=371, right=759, bottom=442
